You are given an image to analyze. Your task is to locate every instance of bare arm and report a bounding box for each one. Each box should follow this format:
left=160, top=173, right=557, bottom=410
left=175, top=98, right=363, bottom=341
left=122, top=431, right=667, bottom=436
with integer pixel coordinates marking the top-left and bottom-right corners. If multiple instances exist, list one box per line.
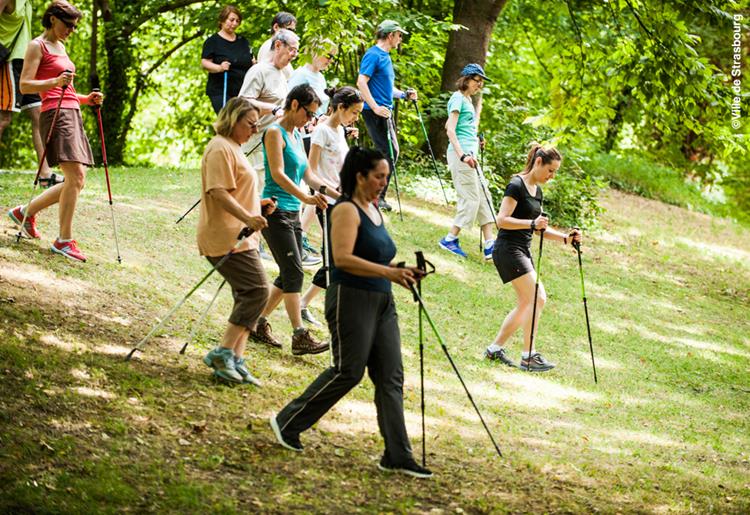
left=330, top=203, right=416, bottom=288
left=19, top=41, right=64, bottom=94
left=265, top=127, right=327, bottom=209
left=445, top=111, right=477, bottom=168
left=207, top=187, right=267, bottom=232
left=201, top=58, right=230, bottom=73
left=357, top=74, right=390, bottom=118
left=496, top=196, right=542, bottom=230
left=304, top=143, right=340, bottom=199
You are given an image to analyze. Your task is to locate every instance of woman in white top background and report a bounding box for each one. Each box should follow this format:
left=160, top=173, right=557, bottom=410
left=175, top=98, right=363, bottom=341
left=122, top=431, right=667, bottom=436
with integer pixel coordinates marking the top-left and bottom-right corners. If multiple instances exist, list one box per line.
left=299, top=86, right=363, bottom=326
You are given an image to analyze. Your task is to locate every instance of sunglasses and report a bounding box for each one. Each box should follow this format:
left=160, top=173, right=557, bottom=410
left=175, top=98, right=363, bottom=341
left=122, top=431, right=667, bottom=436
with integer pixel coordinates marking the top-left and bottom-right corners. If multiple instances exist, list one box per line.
left=59, top=18, right=78, bottom=30
left=301, top=106, right=317, bottom=120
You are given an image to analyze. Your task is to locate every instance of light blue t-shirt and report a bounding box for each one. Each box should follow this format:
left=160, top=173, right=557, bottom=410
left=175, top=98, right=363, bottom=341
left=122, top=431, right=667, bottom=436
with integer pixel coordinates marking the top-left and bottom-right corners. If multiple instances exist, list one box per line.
left=359, top=46, right=395, bottom=110
left=287, top=65, right=329, bottom=115
left=446, top=91, right=478, bottom=156
left=262, top=124, right=308, bottom=211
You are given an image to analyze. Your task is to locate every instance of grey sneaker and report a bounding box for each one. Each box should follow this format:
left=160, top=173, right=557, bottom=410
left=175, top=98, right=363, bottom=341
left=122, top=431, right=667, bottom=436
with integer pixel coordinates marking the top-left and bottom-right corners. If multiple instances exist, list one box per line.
left=485, top=346, right=516, bottom=367
left=234, top=356, right=262, bottom=386
left=250, top=319, right=282, bottom=349
left=291, top=329, right=329, bottom=356
left=301, top=307, right=322, bottom=327
left=519, top=352, right=556, bottom=372
left=204, top=347, right=242, bottom=383
left=301, top=251, right=322, bottom=268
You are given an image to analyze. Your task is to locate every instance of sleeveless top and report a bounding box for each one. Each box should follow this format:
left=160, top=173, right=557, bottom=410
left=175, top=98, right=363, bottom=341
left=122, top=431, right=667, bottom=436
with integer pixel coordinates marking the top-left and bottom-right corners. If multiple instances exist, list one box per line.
left=36, top=38, right=79, bottom=112
left=262, top=123, right=307, bottom=211
left=330, top=200, right=397, bottom=293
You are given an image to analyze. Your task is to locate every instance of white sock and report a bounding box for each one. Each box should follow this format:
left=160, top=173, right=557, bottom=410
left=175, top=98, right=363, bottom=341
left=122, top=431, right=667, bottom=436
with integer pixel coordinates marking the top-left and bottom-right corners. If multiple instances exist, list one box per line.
left=57, top=238, right=72, bottom=243
left=522, top=350, right=535, bottom=359
left=487, top=343, right=503, bottom=353
left=484, top=239, right=494, bottom=250
left=445, top=233, right=458, bottom=242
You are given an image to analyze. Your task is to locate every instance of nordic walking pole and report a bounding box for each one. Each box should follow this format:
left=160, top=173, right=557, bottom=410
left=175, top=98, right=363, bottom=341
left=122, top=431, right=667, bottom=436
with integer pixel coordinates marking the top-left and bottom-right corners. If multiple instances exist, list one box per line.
left=179, top=279, right=226, bottom=355
left=126, top=228, right=253, bottom=361
left=411, top=98, right=449, bottom=205
left=175, top=198, right=201, bottom=224
left=176, top=139, right=264, bottom=224
left=93, top=89, right=122, bottom=263
left=385, top=117, right=403, bottom=221
left=414, top=252, right=428, bottom=467
left=128, top=197, right=277, bottom=361
left=16, top=73, right=70, bottom=243
left=573, top=233, right=598, bottom=383
left=222, top=71, right=228, bottom=108
left=527, top=210, right=547, bottom=367
left=407, top=279, right=503, bottom=458
left=321, top=205, right=335, bottom=368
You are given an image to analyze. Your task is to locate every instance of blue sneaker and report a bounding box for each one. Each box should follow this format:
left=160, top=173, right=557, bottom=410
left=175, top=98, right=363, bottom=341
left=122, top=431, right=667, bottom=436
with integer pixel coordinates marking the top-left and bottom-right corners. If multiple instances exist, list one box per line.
left=438, top=237, right=467, bottom=258
left=483, top=245, right=493, bottom=261
left=203, top=347, right=242, bottom=384
left=234, top=356, right=262, bottom=386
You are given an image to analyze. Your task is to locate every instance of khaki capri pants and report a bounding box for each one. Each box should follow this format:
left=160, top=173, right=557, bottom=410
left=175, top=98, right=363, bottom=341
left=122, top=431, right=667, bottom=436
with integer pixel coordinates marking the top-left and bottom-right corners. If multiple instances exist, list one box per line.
left=447, top=151, right=495, bottom=229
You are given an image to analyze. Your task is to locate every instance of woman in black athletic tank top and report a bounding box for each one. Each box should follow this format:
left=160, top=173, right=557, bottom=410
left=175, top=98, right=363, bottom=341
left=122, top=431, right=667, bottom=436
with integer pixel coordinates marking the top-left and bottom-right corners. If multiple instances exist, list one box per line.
left=270, top=147, right=432, bottom=479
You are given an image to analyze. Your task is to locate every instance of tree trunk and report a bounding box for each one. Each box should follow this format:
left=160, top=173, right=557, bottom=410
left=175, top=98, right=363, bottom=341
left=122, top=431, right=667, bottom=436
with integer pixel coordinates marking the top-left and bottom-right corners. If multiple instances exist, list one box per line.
left=428, top=0, right=507, bottom=159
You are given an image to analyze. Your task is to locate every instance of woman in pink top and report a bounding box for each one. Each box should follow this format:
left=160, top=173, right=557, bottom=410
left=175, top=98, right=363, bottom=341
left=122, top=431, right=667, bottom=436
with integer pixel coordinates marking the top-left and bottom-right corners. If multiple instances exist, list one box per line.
left=7, top=0, right=102, bottom=262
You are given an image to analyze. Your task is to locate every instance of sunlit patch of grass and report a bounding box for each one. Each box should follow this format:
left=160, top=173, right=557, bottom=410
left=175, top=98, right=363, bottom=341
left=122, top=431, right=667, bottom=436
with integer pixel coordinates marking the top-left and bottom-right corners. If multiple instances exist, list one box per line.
left=0, top=169, right=748, bottom=513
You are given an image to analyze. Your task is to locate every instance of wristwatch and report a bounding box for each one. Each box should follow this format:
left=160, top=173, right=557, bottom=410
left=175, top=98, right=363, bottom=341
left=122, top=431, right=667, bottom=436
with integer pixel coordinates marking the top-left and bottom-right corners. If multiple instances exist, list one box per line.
left=460, top=154, right=470, bottom=162
left=318, top=185, right=327, bottom=195
left=272, top=106, right=282, bottom=116
left=530, top=220, right=536, bottom=232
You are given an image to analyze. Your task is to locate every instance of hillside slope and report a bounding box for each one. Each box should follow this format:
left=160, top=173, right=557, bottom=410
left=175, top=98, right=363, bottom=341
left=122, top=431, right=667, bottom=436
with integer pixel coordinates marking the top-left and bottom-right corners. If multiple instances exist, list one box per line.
left=1, top=168, right=748, bottom=513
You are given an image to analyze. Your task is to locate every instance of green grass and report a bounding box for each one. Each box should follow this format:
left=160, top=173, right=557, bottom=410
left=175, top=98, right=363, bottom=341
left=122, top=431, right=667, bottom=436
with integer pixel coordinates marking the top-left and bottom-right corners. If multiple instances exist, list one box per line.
left=0, top=166, right=749, bottom=513
left=588, top=152, right=730, bottom=219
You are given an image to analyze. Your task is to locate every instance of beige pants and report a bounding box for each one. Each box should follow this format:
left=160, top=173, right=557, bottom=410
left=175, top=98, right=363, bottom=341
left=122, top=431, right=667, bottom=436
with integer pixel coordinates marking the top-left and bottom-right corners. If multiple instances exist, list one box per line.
left=448, top=151, right=494, bottom=229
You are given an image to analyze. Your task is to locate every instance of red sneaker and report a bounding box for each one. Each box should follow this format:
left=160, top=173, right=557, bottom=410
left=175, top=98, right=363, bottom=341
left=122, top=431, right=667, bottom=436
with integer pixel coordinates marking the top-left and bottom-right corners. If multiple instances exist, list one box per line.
left=8, top=206, right=41, bottom=239
left=51, top=239, right=87, bottom=262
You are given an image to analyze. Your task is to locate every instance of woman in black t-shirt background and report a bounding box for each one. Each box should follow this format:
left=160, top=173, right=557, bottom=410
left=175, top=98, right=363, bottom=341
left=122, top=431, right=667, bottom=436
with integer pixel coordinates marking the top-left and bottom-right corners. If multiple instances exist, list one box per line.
left=485, top=143, right=582, bottom=372
left=200, top=5, right=254, bottom=114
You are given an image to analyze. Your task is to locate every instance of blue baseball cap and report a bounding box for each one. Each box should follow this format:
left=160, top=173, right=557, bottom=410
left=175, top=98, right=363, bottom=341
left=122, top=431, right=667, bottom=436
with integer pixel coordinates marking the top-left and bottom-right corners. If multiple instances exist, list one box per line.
left=460, top=63, right=490, bottom=82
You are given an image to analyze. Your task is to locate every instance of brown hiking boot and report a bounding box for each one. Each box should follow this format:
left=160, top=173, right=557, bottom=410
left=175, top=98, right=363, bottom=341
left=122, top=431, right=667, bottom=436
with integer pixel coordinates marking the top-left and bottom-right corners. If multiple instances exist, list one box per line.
left=292, top=329, right=329, bottom=356
left=250, top=319, right=282, bottom=349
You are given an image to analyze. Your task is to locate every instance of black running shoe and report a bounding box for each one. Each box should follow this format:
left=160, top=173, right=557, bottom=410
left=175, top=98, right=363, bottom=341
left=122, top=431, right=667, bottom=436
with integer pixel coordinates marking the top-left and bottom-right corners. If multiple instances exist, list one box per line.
left=377, top=456, right=433, bottom=478
left=519, top=352, right=556, bottom=372
left=485, top=347, right=516, bottom=367
left=269, top=416, right=303, bottom=452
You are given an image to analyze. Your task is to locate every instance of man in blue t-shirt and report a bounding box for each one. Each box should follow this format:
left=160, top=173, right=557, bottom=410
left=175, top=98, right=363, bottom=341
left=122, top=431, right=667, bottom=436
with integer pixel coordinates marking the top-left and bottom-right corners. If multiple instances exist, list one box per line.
left=356, top=20, right=417, bottom=211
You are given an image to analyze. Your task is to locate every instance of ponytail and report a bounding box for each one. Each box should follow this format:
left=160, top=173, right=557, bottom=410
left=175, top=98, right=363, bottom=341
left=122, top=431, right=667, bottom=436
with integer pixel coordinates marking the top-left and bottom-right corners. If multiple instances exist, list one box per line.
left=522, top=142, right=562, bottom=174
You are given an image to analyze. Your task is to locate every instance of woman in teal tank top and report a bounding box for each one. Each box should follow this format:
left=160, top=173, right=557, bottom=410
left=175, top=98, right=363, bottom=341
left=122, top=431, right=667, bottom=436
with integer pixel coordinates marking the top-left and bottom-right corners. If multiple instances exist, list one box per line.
left=252, top=84, right=342, bottom=356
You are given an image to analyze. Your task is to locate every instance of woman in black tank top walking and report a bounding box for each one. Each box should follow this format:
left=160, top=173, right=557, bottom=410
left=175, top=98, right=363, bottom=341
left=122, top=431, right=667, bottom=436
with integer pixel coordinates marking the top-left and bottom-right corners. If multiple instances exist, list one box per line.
left=485, top=143, right=582, bottom=372
left=270, top=147, right=432, bottom=479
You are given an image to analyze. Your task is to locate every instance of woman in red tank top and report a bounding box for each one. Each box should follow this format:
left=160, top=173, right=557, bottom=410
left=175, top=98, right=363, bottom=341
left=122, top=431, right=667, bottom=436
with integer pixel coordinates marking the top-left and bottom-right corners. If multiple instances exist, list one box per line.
left=7, top=0, right=102, bottom=262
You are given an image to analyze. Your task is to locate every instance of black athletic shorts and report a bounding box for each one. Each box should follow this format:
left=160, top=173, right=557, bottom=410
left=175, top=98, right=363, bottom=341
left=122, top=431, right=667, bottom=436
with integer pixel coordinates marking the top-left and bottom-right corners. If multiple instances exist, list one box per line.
left=492, top=239, right=534, bottom=284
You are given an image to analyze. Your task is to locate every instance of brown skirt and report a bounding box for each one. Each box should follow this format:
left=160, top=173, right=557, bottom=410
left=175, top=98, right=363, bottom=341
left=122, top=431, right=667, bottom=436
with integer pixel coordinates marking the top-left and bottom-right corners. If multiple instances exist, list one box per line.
left=40, top=108, right=95, bottom=167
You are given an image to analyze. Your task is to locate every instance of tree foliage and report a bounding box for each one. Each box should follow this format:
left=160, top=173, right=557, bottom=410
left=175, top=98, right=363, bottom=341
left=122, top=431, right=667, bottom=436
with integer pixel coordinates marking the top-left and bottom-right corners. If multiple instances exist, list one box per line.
left=0, top=0, right=747, bottom=221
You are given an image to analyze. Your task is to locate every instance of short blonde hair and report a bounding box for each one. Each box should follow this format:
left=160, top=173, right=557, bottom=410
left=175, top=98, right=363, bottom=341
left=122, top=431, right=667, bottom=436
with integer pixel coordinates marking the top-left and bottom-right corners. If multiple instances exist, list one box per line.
left=213, top=97, right=259, bottom=137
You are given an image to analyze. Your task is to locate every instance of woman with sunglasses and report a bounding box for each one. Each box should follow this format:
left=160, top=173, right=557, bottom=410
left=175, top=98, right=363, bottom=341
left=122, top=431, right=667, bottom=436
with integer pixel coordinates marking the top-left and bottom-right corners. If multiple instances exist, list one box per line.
left=8, top=0, right=102, bottom=262
left=438, top=63, right=495, bottom=261
left=251, top=84, right=340, bottom=356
